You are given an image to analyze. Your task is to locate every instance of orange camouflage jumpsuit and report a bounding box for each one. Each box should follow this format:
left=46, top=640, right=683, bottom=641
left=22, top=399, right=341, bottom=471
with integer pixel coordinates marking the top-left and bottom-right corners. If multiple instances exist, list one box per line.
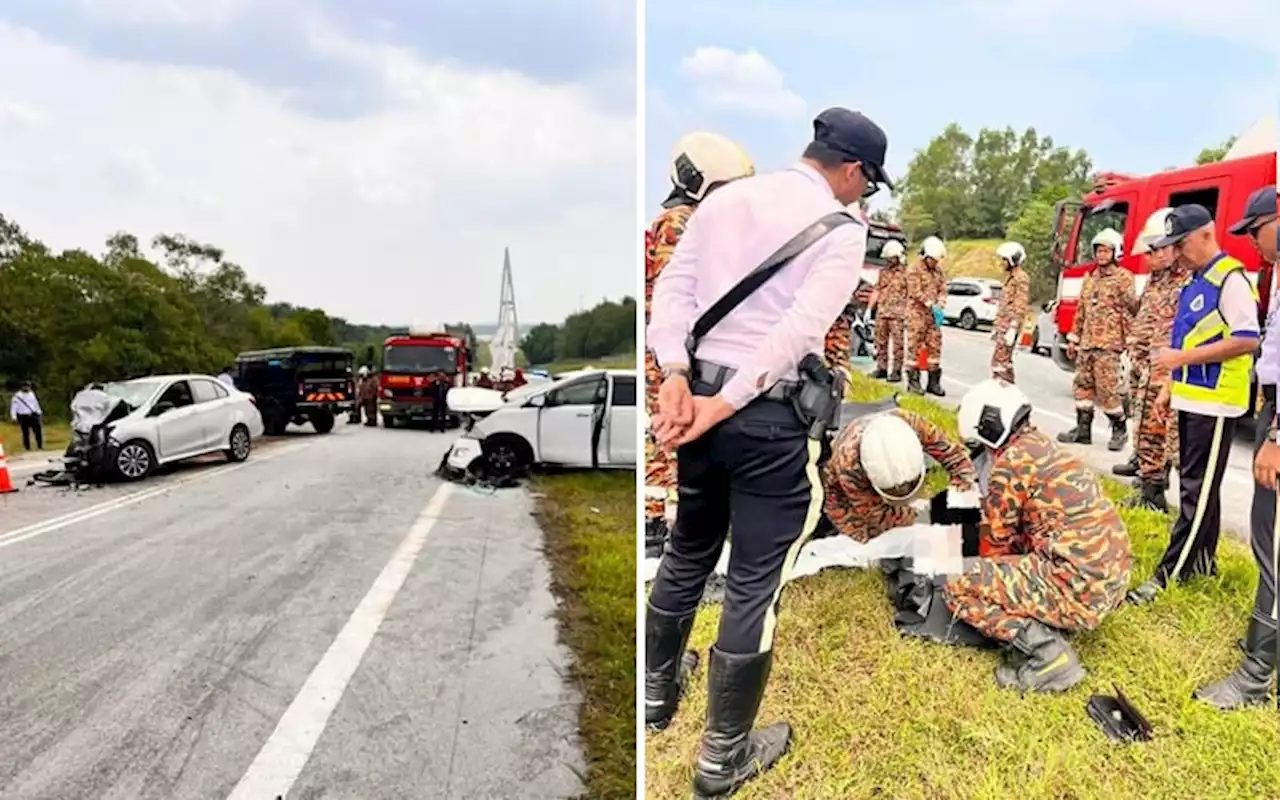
left=942, top=427, right=1132, bottom=641
left=1068, top=262, right=1137, bottom=417
left=990, top=268, right=1030, bottom=382
left=874, top=261, right=909, bottom=375
left=822, top=409, right=976, bottom=542
left=644, top=204, right=695, bottom=522
left=1127, top=262, right=1191, bottom=480
left=824, top=300, right=856, bottom=376
left=906, top=259, right=947, bottom=371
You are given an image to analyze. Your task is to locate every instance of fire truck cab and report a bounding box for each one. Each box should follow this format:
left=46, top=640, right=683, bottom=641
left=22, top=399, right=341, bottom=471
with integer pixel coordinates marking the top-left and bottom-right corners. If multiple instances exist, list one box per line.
left=1049, top=150, right=1276, bottom=377
left=378, top=325, right=472, bottom=429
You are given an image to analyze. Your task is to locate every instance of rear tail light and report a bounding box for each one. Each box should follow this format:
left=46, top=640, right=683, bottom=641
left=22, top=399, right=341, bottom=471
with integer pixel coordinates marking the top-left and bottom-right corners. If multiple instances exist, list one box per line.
left=984, top=297, right=998, bottom=304
left=298, top=382, right=304, bottom=395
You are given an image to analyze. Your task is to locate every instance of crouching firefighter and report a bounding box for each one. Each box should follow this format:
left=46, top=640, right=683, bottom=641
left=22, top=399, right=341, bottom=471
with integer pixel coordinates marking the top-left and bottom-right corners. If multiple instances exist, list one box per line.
left=644, top=105, right=890, bottom=798
left=937, top=379, right=1132, bottom=692
left=823, top=409, right=976, bottom=543
left=644, top=131, right=755, bottom=559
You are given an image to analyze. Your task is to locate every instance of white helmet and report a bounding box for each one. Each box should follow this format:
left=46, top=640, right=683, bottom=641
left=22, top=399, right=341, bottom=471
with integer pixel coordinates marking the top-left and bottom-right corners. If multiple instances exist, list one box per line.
left=1091, top=227, right=1124, bottom=259
left=665, top=132, right=754, bottom=207
left=880, top=240, right=906, bottom=261
left=995, top=241, right=1026, bottom=268
left=1132, top=207, right=1175, bottom=255
left=958, top=379, right=1033, bottom=450
left=920, top=236, right=946, bottom=261
left=358, top=366, right=370, bottom=377
left=859, top=414, right=926, bottom=501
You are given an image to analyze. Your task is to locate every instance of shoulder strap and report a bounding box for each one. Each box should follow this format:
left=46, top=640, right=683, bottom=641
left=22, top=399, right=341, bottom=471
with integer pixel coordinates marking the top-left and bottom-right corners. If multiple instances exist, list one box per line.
left=687, top=211, right=859, bottom=353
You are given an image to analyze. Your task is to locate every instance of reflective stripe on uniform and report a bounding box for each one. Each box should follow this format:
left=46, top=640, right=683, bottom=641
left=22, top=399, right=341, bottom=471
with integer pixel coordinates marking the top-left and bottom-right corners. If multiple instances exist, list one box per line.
left=1170, top=416, right=1227, bottom=579
left=757, top=437, right=824, bottom=653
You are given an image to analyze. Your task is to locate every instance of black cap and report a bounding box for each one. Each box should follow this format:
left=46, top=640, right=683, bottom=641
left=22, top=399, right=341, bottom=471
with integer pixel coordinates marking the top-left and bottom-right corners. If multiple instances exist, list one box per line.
left=811, top=107, right=893, bottom=190
left=1227, top=186, right=1277, bottom=235
left=1152, top=203, right=1213, bottom=248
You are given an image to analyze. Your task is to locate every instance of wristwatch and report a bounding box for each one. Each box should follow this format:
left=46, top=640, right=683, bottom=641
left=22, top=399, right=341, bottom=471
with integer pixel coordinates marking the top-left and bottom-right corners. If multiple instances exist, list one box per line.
left=661, top=365, right=690, bottom=382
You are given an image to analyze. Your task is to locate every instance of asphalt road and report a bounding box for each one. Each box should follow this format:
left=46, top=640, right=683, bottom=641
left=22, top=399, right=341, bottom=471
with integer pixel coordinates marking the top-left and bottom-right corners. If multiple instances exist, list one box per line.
left=0, top=424, right=584, bottom=800
left=873, top=327, right=1257, bottom=542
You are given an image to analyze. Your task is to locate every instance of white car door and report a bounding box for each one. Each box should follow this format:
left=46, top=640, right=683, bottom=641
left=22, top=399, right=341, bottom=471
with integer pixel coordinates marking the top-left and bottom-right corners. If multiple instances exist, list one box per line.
left=537, top=375, right=606, bottom=466
left=152, top=380, right=206, bottom=459
left=190, top=378, right=234, bottom=450
left=604, top=374, right=637, bottom=466
left=943, top=281, right=970, bottom=320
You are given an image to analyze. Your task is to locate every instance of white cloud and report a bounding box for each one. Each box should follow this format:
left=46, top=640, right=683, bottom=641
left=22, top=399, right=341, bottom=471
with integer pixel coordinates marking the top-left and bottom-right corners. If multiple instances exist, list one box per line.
left=0, top=19, right=635, bottom=324
left=964, top=0, right=1273, bottom=48
left=77, top=0, right=255, bottom=27
left=679, top=46, right=806, bottom=118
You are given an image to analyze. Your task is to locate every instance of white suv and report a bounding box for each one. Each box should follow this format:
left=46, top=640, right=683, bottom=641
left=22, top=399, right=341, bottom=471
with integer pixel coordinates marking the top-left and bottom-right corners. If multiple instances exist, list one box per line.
left=943, top=278, right=1002, bottom=330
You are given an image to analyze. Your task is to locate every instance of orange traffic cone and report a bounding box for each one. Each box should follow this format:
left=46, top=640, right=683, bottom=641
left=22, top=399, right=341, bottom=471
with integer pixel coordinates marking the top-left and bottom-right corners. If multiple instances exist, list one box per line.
left=916, top=346, right=929, bottom=372
left=1020, top=329, right=1033, bottom=347
left=0, top=444, right=17, bottom=494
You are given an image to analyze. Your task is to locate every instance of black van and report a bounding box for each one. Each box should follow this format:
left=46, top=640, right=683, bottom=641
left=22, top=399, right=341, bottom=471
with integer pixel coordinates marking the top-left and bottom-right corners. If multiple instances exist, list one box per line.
left=234, top=346, right=354, bottom=435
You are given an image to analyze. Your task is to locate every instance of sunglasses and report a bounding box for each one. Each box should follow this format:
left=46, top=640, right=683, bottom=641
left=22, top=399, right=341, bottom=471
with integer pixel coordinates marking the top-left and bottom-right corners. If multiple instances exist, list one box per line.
left=1247, top=215, right=1276, bottom=238
left=857, top=164, right=881, bottom=199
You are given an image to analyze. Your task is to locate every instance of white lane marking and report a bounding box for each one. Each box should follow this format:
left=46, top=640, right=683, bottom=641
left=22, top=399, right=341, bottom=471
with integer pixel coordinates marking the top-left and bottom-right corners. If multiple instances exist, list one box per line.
left=226, top=482, right=456, bottom=800
left=0, top=443, right=310, bottom=550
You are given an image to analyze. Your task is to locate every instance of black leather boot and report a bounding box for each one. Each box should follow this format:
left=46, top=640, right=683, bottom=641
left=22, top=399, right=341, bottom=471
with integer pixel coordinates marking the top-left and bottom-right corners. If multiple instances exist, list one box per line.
left=993, top=620, right=1087, bottom=693
left=1121, top=479, right=1168, bottom=513
left=1057, top=408, right=1094, bottom=444
left=886, top=367, right=902, bottom=383
left=1106, top=413, right=1129, bottom=452
left=926, top=369, right=946, bottom=397
left=871, top=367, right=888, bottom=379
left=1112, top=452, right=1139, bottom=477
left=1194, top=617, right=1277, bottom=710
left=644, top=517, right=668, bottom=560
left=906, top=370, right=924, bottom=395
left=691, top=649, right=791, bottom=798
left=644, top=605, right=700, bottom=731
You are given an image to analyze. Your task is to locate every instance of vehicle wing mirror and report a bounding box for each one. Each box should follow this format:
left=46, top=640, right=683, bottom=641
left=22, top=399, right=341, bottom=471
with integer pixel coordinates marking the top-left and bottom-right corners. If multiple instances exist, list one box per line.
left=151, top=401, right=175, bottom=417
left=528, top=394, right=547, bottom=408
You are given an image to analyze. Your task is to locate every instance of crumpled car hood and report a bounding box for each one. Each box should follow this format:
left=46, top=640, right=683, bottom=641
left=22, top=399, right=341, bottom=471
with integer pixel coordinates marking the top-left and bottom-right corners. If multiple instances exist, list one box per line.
left=70, top=388, right=129, bottom=434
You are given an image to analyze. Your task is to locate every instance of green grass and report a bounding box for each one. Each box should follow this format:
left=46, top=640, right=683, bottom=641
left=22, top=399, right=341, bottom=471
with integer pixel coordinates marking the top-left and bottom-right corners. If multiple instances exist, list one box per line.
left=0, top=420, right=71, bottom=457
left=943, top=238, right=1004, bottom=280
left=542, top=353, right=637, bottom=373
left=645, top=371, right=1279, bottom=800
left=532, top=470, right=637, bottom=800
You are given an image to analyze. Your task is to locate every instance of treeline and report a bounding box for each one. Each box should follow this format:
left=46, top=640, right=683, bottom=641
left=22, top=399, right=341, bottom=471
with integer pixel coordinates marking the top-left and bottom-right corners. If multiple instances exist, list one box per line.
left=519, top=297, right=636, bottom=366
left=0, top=214, right=472, bottom=416
left=889, top=125, right=1238, bottom=302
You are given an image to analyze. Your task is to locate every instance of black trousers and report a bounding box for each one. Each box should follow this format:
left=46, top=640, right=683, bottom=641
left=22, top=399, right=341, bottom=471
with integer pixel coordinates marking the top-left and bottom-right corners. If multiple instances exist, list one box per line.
left=1250, top=397, right=1278, bottom=626
left=647, top=386, right=823, bottom=655
left=431, top=385, right=449, bottom=430
left=16, top=414, right=43, bottom=450
left=1155, top=410, right=1236, bottom=584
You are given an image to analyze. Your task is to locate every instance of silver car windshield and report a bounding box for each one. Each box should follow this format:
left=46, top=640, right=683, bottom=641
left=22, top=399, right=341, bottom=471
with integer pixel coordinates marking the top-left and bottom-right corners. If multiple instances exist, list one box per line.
left=103, top=378, right=165, bottom=409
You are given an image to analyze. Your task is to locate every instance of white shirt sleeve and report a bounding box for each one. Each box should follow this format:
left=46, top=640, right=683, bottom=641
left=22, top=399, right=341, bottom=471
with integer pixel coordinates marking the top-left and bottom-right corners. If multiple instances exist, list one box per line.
left=1220, top=270, right=1260, bottom=338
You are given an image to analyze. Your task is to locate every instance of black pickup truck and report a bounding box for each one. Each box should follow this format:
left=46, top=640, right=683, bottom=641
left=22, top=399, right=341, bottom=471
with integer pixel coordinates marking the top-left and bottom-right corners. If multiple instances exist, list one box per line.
left=234, top=346, right=355, bottom=435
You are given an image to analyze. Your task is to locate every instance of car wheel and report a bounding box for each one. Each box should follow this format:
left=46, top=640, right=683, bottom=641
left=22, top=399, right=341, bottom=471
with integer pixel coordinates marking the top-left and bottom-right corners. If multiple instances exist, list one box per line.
left=482, top=435, right=533, bottom=479
left=959, top=309, right=977, bottom=330
left=311, top=410, right=335, bottom=434
left=225, top=424, right=251, bottom=463
left=383, top=415, right=396, bottom=429
left=115, top=439, right=156, bottom=482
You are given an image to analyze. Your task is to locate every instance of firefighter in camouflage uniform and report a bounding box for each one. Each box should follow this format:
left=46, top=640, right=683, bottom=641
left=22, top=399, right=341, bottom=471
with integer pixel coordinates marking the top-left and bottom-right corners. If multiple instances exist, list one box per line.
left=946, top=379, right=1132, bottom=693
left=871, top=240, right=909, bottom=382
left=1111, top=208, right=1190, bottom=512
left=990, top=241, right=1030, bottom=383
left=1058, top=228, right=1139, bottom=451
left=823, top=409, right=976, bottom=542
left=905, top=236, right=949, bottom=397
left=644, top=132, right=754, bottom=560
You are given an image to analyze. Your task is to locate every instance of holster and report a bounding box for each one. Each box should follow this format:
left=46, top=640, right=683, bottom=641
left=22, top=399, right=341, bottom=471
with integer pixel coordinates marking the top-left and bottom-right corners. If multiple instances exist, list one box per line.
left=793, top=353, right=840, bottom=440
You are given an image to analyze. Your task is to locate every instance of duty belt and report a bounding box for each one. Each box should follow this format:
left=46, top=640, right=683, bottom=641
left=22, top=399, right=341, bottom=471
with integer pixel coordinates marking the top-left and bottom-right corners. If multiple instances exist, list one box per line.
left=693, top=361, right=799, bottom=402
left=1263, top=385, right=1276, bottom=405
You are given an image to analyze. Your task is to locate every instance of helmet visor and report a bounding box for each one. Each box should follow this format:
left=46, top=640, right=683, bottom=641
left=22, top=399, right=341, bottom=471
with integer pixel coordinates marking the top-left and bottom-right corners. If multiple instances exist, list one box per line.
left=872, top=472, right=925, bottom=504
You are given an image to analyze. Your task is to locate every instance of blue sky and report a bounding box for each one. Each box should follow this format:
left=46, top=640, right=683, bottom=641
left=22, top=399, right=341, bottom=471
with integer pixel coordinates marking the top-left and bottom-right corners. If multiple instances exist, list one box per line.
left=0, top=0, right=635, bottom=324
left=646, top=0, right=1275, bottom=214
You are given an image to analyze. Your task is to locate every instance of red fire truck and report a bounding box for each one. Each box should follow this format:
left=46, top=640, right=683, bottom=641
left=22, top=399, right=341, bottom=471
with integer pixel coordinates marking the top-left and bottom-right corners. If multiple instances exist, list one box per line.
left=1048, top=149, right=1276, bottom=374
left=377, top=326, right=472, bottom=428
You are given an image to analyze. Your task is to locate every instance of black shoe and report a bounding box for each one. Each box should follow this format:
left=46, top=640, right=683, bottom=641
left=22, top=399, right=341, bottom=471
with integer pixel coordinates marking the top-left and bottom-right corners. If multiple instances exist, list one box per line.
left=993, top=621, right=1086, bottom=693
left=926, top=369, right=946, bottom=397
left=1106, top=413, right=1129, bottom=452
left=1057, top=408, right=1094, bottom=445
left=644, top=517, right=668, bottom=560
left=644, top=605, right=700, bottom=732
left=886, top=369, right=902, bottom=383
left=1121, top=479, right=1168, bottom=514
left=871, top=368, right=888, bottom=379
left=692, top=649, right=791, bottom=798
left=1112, top=453, right=1139, bottom=477
left=1126, top=577, right=1164, bottom=606
left=1195, top=617, right=1277, bottom=710
left=906, top=370, right=924, bottom=395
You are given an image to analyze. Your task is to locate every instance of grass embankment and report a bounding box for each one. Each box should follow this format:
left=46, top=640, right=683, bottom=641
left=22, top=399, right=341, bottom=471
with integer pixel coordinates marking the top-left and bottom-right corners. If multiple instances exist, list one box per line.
left=532, top=470, right=637, bottom=800
left=0, top=420, right=71, bottom=458
left=543, top=353, right=637, bottom=373
left=645, top=371, right=1278, bottom=800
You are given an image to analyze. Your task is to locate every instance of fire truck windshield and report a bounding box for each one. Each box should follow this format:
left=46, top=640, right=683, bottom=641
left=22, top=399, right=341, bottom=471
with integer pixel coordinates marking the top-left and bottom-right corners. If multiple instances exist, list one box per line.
left=1070, top=203, right=1129, bottom=265
left=865, top=227, right=905, bottom=266
left=383, top=344, right=457, bottom=374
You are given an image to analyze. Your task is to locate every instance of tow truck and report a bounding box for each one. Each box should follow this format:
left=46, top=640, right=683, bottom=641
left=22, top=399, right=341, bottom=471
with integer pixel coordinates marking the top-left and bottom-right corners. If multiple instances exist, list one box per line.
left=1048, top=126, right=1275, bottom=377
left=378, top=325, right=472, bottom=428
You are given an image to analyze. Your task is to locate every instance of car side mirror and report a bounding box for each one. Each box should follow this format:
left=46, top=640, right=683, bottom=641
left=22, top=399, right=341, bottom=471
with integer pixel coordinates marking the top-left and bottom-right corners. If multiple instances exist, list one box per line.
left=527, top=394, right=547, bottom=408
left=151, top=401, right=175, bottom=417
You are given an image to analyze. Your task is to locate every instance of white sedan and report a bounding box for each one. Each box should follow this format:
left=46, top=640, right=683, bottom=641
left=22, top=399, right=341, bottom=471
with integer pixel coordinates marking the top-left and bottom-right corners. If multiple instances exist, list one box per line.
left=101, top=374, right=265, bottom=481
left=444, top=369, right=637, bottom=477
